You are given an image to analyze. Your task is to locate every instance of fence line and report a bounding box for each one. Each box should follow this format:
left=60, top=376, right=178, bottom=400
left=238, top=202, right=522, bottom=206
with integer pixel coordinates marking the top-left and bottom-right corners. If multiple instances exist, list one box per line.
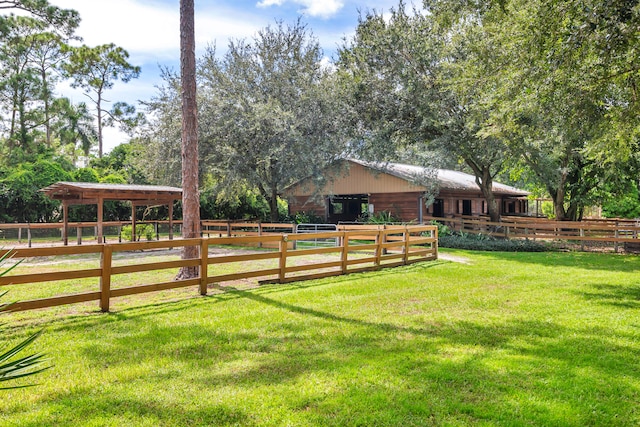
left=0, top=225, right=437, bottom=313
left=0, top=220, right=301, bottom=247
left=429, top=215, right=640, bottom=252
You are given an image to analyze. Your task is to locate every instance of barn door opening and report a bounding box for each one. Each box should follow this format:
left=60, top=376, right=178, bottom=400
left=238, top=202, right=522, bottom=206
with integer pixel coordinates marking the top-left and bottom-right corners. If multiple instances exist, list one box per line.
left=432, top=199, right=444, bottom=217
left=327, top=194, right=368, bottom=223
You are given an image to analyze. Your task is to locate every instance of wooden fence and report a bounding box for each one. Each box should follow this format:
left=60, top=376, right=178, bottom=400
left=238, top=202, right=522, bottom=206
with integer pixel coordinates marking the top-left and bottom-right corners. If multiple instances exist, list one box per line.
left=0, top=220, right=181, bottom=246
left=0, top=220, right=299, bottom=247
left=429, top=215, right=640, bottom=252
left=0, top=225, right=437, bottom=313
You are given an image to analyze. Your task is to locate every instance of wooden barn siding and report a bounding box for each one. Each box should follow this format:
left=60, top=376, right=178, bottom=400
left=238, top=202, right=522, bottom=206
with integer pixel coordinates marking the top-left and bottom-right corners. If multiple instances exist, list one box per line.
left=287, top=190, right=527, bottom=223
left=429, top=191, right=527, bottom=217
left=369, top=192, right=423, bottom=222
left=289, top=193, right=424, bottom=223
left=287, top=161, right=425, bottom=197
left=288, top=196, right=326, bottom=219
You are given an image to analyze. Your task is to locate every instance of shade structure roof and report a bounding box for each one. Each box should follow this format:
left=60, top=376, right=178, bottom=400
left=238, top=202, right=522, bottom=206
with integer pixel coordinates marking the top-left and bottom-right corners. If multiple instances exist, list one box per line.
left=40, top=182, right=182, bottom=205
left=39, top=182, right=182, bottom=245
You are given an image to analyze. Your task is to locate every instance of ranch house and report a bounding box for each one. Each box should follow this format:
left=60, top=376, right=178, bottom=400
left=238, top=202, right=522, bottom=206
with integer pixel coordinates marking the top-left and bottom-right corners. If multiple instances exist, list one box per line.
left=284, top=159, right=529, bottom=223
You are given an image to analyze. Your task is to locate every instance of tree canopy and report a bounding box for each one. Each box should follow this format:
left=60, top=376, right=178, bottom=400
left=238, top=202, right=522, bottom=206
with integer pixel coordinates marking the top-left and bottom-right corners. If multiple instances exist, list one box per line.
left=337, top=0, right=640, bottom=221
left=3, top=1, right=640, bottom=223
left=62, top=43, right=141, bottom=158
left=338, top=2, right=509, bottom=221
left=199, top=20, right=346, bottom=221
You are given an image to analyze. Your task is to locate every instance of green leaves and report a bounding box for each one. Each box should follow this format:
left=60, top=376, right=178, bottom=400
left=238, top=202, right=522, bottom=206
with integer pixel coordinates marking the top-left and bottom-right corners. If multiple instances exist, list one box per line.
left=339, top=2, right=508, bottom=220
left=194, top=20, right=347, bottom=221
left=0, top=252, right=50, bottom=390
left=62, top=44, right=140, bottom=92
left=61, top=43, right=141, bottom=157
left=0, top=0, right=80, bottom=37
left=0, top=329, right=49, bottom=390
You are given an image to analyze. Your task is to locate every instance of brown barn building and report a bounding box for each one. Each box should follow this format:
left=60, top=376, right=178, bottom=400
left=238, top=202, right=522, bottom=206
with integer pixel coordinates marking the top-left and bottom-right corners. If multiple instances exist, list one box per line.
left=285, top=159, right=529, bottom=223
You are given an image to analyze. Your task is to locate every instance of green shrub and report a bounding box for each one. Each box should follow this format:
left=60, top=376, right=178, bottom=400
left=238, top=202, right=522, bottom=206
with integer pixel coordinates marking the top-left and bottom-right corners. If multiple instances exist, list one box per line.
left=602, top=189, right=640, bottom=219
left=361, top=211, right=402, bottom=224
left=121, top=224, right=155, bottom=241
left=438, top=233, right=548, bottom=252
left=430, top=220, right=452, bottom=237
left=541, top=201, right=555, bottom=219
left=292, top=211, right=325, bottom=224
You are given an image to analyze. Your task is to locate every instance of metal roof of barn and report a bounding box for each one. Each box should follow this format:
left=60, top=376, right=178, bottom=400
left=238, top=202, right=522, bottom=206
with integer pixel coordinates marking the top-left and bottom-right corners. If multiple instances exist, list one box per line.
left=349, top=160, right=528, bottom=195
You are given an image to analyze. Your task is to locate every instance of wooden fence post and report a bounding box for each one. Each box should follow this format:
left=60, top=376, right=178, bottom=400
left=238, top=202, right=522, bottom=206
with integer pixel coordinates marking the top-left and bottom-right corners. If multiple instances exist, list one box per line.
left=100, top=245, right=112, bottom=312
left=433, top=226, right=439, bottom=260
left=258, top=222, right=263, bottom=248
left=580, top=227, right=585, bottom=251
left=382, top=225, right=388, bottom=255
left=375, top=231, right=382, bottom=268
left=18, top=227, right=21, bottom=244
left=341, top=231, right=349, bottom=274
left=279, top=235, right=288, bottom=283
left=292, top=223, right=297, bottom=250
left=403, top=227, right=410, bottom=265
left=77, top=226, right=82, bottom=245
left=27, top=227, right=31, bottom=248
left=200, top=238, right=208, bottom=296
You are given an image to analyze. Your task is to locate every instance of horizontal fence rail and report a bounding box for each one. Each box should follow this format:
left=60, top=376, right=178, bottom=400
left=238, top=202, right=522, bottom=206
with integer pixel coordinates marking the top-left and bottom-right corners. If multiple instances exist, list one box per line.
left=429, top=215, right=640, bottom=252
left=0, top=225, right=437, bottom=313
left=4, top=215, right=639, bottom=252
left=0, top=220, right=301, bottom=247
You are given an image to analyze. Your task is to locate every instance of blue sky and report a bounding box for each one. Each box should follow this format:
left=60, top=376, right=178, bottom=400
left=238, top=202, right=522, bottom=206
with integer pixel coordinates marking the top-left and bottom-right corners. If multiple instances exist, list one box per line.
left=47, top=0, right=402, bottom=152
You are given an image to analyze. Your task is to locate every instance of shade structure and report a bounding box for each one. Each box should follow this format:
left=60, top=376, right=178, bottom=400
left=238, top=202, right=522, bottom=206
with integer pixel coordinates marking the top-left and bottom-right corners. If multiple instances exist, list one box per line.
left=40, top=182, right=183, bottom=245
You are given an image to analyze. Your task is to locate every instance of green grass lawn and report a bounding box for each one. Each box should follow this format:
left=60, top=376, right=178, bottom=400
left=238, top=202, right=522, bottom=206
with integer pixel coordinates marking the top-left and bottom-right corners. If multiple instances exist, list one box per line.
left=2, top=249, right=640, bottom=426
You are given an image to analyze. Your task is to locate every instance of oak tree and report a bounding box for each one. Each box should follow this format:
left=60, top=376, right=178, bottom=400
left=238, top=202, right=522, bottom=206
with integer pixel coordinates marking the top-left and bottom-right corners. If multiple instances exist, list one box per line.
left=199, top=20, right=346, bottom=221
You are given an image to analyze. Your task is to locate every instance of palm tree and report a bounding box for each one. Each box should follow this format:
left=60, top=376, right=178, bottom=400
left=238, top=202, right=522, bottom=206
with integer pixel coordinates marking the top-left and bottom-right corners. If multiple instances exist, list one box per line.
left=53, top=98, right=98, bottom=160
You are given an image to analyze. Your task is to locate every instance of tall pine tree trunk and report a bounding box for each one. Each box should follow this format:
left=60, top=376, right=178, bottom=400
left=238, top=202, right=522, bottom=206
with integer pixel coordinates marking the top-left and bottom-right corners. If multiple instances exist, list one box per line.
left=97, top=92, right=103, bottom=158
left=177, top=0, right=200, bottom=280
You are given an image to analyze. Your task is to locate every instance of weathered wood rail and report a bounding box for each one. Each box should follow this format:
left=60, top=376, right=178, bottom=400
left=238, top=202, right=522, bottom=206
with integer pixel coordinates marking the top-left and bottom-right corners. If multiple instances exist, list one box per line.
left=0, top=225, right=437, bottom=313
left=429, top=215, right=640, bottom=252
left=0, top=220, right=298, bottom=247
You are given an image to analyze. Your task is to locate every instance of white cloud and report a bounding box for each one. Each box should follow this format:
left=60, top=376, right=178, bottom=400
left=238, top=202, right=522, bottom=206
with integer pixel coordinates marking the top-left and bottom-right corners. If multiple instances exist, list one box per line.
left=256, top=0, right=344, bottom=18
left=257, top=0, right=286, bottom=7
left=302, top=0, right=343, bottom=18
left=50, top=0, right=265, bottom=61
left=47, top=0, right=277, bottom=153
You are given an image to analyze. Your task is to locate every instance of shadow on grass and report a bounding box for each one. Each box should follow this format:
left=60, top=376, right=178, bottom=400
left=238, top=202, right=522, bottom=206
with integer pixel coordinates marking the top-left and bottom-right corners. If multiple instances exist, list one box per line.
left=6, top=258, right=640, bottom=425
left=579, top=283, right=640, bottom=309
left=58, top=310, right=638, bottom=425
left=18, top=391, right=249, bottom=427
left=447, top=249, right=640, bottom=272
left=4, top=260, right=449, bottom=336
left=26, top=282, right=637, bottom=425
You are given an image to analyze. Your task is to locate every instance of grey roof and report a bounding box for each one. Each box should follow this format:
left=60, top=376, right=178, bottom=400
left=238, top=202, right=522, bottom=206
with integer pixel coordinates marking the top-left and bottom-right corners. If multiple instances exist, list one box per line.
left=349, top=159, right=529, bottom=196
left=40, top=181, right=182, bottom=203
left=42, top=182, right=182, bottom=193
